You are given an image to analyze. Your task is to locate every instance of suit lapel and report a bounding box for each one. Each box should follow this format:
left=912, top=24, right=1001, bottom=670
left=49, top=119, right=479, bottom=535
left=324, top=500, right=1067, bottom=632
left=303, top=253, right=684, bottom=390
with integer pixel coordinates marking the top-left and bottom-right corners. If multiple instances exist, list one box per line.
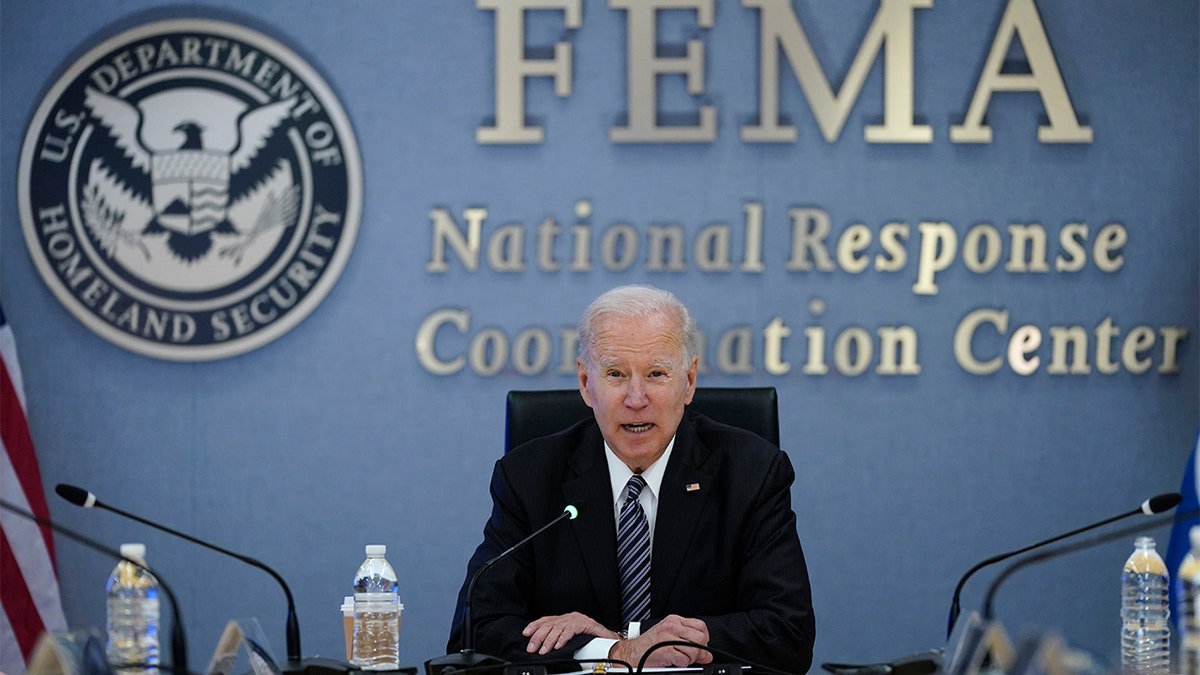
left=650, top=414, right=713, bottom=618
left=562, top=425, right=623, bottom=625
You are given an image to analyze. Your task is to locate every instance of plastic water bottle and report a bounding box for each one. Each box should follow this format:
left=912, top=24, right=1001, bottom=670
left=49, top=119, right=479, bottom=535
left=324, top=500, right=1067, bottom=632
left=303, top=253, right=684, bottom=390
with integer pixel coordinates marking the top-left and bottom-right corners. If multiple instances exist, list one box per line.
left=1179, top=527, right=1200, bottom=675
left=353, top=544, right=401, bottom=670
left=106, top=543, right=159, bottom=674
left=1121, top=536, right=1170, bottom=675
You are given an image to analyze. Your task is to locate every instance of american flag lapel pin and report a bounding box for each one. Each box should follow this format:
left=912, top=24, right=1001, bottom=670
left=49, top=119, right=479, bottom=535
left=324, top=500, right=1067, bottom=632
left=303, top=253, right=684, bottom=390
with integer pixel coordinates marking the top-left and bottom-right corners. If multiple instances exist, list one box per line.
left=685, top=482, right=701, bottom=492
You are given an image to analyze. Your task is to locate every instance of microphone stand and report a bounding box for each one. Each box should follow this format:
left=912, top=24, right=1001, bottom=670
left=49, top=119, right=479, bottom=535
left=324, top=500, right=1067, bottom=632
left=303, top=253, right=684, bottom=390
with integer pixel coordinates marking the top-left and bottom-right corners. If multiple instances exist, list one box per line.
left=0, top=498, right=190, bottom=675
left=426, top=506, right=579, bottom=675
left=983, top=511, right=1180, bottom=621
left=55, top=484, right=351, bottom=675
left=821, top=494, right=1182, bottom=675
left=945, top=492, right=1181, bottom=639
left=944, top=508, right=1191, bottom=675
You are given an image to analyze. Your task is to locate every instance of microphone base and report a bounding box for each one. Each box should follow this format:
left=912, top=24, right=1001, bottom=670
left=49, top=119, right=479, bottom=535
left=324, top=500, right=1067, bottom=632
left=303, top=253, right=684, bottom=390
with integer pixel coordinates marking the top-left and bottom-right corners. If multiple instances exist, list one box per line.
left=424, top=651, right=505, bottom=675
left=822, top=650, right=942, bottom=675
left=281, top=657, right=357, bottom=675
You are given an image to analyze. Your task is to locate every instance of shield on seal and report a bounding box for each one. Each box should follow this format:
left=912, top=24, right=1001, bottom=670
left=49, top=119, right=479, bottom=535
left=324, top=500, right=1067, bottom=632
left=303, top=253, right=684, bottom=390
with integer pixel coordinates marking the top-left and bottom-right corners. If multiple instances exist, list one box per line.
left=151, top=148, right=232, bottom=237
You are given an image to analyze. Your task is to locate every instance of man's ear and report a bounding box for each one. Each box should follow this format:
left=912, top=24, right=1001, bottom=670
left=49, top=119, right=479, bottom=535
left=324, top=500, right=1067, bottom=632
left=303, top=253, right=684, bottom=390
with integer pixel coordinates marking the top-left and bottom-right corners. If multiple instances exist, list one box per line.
left=684, top=357, right=698, bottom=404
left=577, top=359, right=594, bottom=408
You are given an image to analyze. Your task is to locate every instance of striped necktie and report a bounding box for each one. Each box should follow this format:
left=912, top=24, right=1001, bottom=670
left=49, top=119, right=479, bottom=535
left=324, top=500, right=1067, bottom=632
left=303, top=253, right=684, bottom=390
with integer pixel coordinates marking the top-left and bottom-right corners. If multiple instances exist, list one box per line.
left=618, top=474, right=651, bottom=624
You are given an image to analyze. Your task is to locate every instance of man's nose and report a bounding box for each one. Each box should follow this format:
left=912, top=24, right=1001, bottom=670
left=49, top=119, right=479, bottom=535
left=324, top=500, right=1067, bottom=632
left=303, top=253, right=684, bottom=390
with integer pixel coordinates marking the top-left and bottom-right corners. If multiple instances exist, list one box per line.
left=624, top=378, right=649, bottom=408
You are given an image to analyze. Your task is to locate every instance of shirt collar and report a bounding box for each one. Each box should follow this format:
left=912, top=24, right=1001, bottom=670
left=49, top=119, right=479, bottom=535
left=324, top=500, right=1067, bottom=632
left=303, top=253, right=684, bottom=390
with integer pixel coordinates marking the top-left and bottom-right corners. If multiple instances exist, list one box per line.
left=605, top=437, right=675, bottom=506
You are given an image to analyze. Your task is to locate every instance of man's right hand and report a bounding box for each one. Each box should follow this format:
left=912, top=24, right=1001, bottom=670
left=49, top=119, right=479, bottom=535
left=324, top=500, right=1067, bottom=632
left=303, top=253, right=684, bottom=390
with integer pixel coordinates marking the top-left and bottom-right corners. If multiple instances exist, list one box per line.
left=609, top=615, right=713, bottom=668
left=523, top=612, right=619, bottom=655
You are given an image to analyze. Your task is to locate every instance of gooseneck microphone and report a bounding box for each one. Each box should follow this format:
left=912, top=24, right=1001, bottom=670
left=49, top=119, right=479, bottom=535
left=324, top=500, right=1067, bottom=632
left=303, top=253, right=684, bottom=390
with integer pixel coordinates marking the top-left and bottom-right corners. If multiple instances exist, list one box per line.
left=982, top=507, right=1188, bottom=621
left=0, top=498, right=190, bottom=675
left=425, top=504, right=580, bottom=675
left=54, top=483, right=337, bottom=673
left=944, top=491, right=1181, bottom=639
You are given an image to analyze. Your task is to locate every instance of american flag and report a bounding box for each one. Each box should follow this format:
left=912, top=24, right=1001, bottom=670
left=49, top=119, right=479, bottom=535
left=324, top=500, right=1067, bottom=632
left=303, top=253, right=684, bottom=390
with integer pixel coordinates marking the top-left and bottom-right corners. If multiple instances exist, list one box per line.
left=0, top=305, right=68, bottom=675
left=1167, top=431, right=1200, bottom=629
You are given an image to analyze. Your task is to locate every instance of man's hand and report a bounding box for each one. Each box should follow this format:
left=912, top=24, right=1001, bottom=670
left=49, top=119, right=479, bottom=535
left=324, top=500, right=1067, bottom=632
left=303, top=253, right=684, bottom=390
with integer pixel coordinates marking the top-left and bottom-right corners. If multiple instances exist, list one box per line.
left=609, top=615, right=712, bottom=668
left=523, top=612, right=620, bottom=655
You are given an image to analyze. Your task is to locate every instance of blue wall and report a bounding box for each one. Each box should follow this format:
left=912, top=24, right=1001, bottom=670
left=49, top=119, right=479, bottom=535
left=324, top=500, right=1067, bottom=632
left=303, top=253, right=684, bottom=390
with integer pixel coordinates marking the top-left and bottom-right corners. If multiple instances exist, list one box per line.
left=2, top=1, right=1197, bottom=672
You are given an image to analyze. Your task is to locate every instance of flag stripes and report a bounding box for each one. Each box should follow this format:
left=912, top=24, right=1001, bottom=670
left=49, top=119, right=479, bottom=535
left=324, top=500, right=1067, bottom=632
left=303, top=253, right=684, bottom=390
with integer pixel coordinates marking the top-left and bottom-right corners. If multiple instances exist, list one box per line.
left=0, top=307, right=68, bottom=675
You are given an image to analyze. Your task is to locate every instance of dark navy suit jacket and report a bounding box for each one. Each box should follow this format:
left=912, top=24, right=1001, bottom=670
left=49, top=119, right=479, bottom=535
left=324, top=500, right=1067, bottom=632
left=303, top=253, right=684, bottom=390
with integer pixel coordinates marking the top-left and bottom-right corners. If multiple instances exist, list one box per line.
left=447, top=409, right=816, bottom=673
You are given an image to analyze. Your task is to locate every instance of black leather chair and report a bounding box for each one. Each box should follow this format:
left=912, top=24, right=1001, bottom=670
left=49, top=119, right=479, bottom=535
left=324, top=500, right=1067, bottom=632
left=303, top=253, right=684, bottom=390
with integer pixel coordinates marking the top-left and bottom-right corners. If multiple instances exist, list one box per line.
left=504, top=387, right=780, bottom=452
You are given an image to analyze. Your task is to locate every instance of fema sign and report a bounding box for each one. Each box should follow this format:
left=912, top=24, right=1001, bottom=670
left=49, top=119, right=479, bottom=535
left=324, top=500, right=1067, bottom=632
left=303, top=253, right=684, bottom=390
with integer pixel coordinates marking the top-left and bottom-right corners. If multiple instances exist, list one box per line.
left=18, top=18, right=362, bottom=361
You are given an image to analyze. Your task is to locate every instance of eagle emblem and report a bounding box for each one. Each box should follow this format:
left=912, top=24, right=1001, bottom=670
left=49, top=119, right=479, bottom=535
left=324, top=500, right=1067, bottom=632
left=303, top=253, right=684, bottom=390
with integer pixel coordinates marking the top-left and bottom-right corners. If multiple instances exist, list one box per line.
left=83, top=87, right=300, bottom=263
left=19, top=18, right=361, bottom=361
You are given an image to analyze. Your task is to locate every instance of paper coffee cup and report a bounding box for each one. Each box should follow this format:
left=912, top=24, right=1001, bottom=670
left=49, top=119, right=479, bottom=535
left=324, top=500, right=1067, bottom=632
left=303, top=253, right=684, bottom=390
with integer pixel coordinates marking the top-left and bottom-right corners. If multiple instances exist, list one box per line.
left=341, top=596, right=354, bottom=662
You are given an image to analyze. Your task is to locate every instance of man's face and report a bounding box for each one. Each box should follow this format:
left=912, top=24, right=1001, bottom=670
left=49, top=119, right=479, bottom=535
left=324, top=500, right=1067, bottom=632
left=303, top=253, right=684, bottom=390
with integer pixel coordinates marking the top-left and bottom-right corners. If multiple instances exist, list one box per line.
left=577, top=311, right=697, bottom=472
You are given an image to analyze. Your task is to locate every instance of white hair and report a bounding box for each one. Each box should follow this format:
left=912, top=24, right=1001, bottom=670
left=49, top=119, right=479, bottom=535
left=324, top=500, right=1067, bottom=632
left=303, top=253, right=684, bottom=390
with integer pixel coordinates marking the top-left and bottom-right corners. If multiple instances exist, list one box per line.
left=577, top=285, right=698, bottom=367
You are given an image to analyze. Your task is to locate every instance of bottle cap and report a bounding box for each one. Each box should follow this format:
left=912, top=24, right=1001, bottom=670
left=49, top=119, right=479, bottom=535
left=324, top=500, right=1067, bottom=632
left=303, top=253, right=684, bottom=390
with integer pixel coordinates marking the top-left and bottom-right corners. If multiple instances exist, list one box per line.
left=365, top=544, right=386, bottom=556
left=341, top=596, right=354, bottom=617
left=119, top=543, right=147, bottom=562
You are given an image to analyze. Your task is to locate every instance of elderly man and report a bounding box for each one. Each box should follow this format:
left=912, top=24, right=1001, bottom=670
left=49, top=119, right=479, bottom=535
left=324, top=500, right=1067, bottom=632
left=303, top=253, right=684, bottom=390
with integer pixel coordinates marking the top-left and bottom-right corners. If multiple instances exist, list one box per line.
left=447, top=285, right=815, bottom=672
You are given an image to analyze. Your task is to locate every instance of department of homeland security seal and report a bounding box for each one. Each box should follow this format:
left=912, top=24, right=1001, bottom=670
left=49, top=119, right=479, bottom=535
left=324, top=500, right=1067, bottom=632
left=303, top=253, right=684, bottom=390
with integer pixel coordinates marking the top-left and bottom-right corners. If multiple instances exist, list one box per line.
left=18, top=18, right=361, bottom=361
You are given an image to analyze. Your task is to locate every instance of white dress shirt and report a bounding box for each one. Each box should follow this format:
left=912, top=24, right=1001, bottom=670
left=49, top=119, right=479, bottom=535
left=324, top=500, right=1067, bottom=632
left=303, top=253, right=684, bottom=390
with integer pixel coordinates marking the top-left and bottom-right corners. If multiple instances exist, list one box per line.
left=573, top=437, right=676, bottom=662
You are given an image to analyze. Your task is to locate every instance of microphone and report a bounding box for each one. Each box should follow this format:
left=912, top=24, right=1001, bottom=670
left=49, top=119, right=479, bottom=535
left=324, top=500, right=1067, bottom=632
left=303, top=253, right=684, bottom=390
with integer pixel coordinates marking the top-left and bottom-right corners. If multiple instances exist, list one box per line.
left=982, top=507, right=1188, bottom=621
left=945, top=491, right=1181, bottom=639
left=55, top=483, right=348, bottom=675
left=425, top=504, right=580, bottom=675
left=940, top=504, right=1193, bottom=675
left=0, top=498, right=190, bottom=674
